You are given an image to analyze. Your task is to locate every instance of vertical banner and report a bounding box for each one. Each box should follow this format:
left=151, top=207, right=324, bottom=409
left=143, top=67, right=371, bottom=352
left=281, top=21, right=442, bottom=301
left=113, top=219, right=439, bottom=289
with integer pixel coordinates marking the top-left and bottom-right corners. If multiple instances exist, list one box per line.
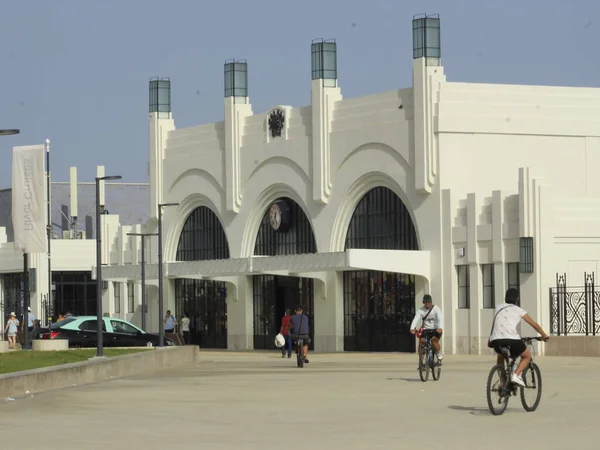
left=12, top=144, right=47, bottom=253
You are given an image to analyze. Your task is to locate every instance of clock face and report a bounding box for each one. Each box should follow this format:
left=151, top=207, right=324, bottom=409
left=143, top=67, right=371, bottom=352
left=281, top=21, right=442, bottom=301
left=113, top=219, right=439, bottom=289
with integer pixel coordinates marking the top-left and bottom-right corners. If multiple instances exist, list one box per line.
left=269, top=203, right=282, bottom=230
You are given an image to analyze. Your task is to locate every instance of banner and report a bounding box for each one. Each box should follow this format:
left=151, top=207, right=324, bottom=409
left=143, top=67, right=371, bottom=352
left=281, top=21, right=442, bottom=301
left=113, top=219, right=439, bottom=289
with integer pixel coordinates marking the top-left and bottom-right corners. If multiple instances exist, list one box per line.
left=12, top=145, right=47, bottom=253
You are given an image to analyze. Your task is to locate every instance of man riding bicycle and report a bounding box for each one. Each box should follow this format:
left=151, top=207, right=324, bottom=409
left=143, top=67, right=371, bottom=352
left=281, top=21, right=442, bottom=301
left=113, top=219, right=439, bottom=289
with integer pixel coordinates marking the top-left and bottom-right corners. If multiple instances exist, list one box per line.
left=410, top=294, right=444, bottom=364
left=488, top=288, right=549, bottom=387
left=289, top=305, right=311, bottom=364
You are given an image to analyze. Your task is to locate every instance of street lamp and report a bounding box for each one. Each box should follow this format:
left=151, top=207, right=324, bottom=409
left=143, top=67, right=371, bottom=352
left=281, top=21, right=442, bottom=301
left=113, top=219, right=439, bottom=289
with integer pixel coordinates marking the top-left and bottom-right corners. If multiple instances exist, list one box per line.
left=95, top=174, right=122, bottom=358
left=157, top=202, right=179, bottom=348
left=127, top=232, right=158, bottom=331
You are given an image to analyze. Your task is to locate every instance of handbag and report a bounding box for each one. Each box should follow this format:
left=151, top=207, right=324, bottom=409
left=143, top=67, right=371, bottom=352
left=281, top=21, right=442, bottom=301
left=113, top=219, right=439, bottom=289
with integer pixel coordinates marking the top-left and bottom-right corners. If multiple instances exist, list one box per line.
left=487, top=305, right=512, bottom=348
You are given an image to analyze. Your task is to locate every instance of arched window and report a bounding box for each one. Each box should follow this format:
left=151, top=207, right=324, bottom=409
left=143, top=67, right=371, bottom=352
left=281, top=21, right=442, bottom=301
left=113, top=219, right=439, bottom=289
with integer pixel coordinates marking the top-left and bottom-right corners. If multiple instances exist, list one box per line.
left=175, top=206, right=230, bottom=349
left=343, top=187, right=419, bottom=353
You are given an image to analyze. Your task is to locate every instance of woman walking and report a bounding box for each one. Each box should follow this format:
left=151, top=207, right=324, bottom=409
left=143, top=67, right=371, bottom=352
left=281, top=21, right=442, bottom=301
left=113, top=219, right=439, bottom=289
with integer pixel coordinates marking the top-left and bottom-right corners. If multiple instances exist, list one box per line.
left=4, top=312, right=19, bottom=349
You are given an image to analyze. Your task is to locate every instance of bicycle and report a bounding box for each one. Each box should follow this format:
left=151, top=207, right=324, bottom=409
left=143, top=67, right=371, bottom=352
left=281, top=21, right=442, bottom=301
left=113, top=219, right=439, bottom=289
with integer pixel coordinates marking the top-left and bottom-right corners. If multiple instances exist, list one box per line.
left=486, top=337, right=543, bottom=416
left=417, top=329, right=442, bottom=382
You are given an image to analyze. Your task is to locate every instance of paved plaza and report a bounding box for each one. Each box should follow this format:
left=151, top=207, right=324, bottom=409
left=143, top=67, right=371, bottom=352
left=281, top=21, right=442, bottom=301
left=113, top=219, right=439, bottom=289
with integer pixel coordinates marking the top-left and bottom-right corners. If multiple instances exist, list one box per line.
left=1, top=351, right=599, bottom=450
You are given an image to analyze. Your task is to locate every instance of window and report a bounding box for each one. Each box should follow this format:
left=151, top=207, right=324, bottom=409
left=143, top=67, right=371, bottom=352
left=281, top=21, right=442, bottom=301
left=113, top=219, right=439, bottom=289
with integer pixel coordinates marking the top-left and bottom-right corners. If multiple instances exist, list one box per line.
left=507, top=263, right=520, bottom=291
left=79, top=320, right=106, bottom=332
left=482, top=264, right=495, bottom=309
left=110, top=320, right=139, bottom=334
left=457, top=265, right=470, bottom=309
left=113, top=282, right=121, bottom=314
left=127, top=282, right=135, bottom=313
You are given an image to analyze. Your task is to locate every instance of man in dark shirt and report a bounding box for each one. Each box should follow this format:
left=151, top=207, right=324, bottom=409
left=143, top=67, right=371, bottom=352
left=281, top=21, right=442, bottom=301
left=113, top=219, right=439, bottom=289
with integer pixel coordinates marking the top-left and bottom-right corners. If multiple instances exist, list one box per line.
left=289, top=305, right=311, bottom=364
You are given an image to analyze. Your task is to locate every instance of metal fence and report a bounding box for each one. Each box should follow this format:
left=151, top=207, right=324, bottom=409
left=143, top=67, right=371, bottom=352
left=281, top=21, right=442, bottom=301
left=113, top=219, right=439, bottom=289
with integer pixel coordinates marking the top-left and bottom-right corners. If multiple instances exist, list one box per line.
left=550, top=272, right=600, bottom=336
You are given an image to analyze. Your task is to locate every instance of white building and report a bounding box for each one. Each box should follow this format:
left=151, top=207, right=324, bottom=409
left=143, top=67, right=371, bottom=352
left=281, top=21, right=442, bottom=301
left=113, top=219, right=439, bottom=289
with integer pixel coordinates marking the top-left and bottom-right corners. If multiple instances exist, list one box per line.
left=4, top=15, right=600, bottom=354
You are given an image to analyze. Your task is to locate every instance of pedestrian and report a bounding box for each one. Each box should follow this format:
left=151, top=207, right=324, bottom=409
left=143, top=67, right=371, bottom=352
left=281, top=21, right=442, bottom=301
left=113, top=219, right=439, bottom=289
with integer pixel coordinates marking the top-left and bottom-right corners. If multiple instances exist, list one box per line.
left=4, top=312, right=19, bottom=349
left=280, top=309, right=293, bottom=358
left=181, top=312, right=191, bottom=345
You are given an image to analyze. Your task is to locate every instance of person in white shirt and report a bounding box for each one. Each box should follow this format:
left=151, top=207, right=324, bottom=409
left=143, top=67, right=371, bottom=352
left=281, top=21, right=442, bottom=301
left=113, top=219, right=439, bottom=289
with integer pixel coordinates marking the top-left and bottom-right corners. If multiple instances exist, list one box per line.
left=489, top=288, right=549, bottom=387
left=181, top=312, right=191, bottom=345
left=410, top=294, right=444, bottom=363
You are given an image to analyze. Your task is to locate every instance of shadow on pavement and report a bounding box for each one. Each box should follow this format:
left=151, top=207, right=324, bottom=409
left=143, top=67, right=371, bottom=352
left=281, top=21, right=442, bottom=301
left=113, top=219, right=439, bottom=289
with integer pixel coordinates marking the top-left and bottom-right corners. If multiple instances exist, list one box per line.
left=386, top=377, right=423, bottom=383
left=448, top=405, right=524, bottom=416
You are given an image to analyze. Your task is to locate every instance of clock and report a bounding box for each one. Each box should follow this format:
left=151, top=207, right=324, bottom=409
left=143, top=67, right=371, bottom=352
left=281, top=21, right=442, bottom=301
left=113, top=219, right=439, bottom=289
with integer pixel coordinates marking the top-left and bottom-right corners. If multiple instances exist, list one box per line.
left=268, top=199, right=291, bottom=232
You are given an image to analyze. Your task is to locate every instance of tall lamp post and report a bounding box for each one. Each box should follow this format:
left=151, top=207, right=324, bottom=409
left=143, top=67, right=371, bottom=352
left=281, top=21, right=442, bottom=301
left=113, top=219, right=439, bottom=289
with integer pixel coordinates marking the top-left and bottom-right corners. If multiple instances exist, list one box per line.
left=126, top=232, right=157, bottom=331
left=157, top=202, right=179, bottom=348
left=95, top=174, right=121, bottom=358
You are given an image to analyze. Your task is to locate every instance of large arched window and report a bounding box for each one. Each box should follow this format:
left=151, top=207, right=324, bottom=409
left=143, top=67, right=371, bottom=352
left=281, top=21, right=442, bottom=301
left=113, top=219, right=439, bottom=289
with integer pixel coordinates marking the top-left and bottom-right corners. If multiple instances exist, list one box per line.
left=252, top=197, right=316, bottom=350
left=175, top=206, right=230, bottom=349
left=343, top=186, right=419, bottom=353
left=345, top=186, right=418, bottom=251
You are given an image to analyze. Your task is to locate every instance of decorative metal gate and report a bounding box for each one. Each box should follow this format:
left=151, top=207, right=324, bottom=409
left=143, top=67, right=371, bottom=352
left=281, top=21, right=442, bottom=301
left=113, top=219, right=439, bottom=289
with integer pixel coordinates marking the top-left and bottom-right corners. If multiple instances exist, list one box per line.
left=550, top=272, right=600, bottom=336
left=343, top=186, right=419, bottom=352
left=175, top=278, right=227, bottom=348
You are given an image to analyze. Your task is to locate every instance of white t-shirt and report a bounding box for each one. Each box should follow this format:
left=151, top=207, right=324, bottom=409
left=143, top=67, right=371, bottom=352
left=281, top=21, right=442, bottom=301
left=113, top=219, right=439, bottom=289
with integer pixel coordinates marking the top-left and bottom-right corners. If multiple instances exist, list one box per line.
left=181, top=317, right=190, bottom=332
left=410, top=305, right=444, bottom=330
left=489, top=303, right=527, bottom=341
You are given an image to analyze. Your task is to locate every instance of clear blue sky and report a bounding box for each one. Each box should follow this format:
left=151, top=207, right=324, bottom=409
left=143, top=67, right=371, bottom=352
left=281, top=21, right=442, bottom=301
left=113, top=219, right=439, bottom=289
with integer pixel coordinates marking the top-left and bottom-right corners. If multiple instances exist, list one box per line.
left=0, top=0, right=598, bottom=188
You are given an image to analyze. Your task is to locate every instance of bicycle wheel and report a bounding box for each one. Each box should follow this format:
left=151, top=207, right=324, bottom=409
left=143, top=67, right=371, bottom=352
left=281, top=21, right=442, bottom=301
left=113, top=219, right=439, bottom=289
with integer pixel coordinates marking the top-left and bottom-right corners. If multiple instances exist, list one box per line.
left=431, top=355, right=442, bottom=381
left=520, top=362, right=542, bottom=412
left=486, top=365, right=509, bottom=416
left=418, top=347, right=430, bottom=382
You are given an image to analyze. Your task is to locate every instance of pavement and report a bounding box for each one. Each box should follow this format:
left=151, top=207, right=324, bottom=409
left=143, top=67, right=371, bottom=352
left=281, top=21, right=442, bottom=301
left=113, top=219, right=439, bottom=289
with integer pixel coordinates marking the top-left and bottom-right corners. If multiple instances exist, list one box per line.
left=1, top=351, right=598, bottom=450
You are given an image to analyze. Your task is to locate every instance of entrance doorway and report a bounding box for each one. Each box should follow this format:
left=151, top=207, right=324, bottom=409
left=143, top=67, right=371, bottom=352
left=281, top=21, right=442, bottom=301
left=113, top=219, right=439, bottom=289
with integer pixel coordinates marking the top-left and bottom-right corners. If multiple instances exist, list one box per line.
left=174, top=278, right=227, bottom=349
left=253, top=275, right=314, bottom=350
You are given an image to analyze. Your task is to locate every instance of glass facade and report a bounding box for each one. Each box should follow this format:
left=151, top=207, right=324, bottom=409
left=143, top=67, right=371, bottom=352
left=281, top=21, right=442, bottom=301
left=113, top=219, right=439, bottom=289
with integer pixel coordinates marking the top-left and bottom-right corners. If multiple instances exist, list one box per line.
left=343, top=187, right=419, bottom=352
left=224, top=60, right=248, bottom=98
left=311, top=40, right=337, bottom=87
left=149, top=78, right=171, bottom=113
left=52, top=271, right=97, bottom=318
left=174, top=206, right=230, bottom=349
left=253, top=197, right=317, bottom=350
left=412, top=15, right=441, bottom=60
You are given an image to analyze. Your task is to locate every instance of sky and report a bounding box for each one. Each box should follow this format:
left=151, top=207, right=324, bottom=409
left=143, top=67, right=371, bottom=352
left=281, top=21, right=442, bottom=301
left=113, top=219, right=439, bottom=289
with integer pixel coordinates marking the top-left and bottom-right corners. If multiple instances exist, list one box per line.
left=0, top=0, right=598, bottom=188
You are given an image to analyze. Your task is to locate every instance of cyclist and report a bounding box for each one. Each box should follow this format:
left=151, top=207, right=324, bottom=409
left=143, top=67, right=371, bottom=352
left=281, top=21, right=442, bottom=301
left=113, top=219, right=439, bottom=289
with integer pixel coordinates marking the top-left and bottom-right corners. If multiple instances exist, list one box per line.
left=289, top=305, right=311, bottom=364
left=410, top=294, right=444, bottom=364
left=488, top=288, right=550, bottom=387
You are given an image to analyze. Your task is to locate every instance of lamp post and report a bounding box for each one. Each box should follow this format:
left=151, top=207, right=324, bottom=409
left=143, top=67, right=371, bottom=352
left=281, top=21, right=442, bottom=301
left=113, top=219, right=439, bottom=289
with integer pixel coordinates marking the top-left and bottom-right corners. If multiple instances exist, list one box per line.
left=157, top=202, right=179, bottom=348
left=126, top=232, right=158, bottom=331
left=95, top=174, right=121, bottom=358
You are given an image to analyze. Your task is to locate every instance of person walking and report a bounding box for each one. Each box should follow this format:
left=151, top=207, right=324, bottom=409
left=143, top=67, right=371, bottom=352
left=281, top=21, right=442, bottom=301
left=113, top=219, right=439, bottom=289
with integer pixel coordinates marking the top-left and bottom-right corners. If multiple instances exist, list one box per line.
left=279, top=309, right=293, bottom=358
left=4, top=312, right=19, bottom=349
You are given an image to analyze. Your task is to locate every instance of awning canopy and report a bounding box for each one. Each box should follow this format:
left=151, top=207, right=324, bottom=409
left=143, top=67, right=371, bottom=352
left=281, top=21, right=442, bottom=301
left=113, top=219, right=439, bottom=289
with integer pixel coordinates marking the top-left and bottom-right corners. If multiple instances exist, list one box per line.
left=94, top=249, right=431, bottom=283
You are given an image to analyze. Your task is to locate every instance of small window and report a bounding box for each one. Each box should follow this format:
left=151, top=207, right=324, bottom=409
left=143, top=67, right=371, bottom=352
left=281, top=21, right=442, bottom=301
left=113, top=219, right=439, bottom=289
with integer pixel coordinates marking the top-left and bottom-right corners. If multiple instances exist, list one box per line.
left=127, top=282, right=135, bottom=313
left=110, top=320, right=139, bottom=335
left=114, top=282, right=121, bottom=314
left=457, top=265, right=470, bottom=309
left=507, top=263, right=520, bottom=291
left=482, top=264, right=495, bottom=309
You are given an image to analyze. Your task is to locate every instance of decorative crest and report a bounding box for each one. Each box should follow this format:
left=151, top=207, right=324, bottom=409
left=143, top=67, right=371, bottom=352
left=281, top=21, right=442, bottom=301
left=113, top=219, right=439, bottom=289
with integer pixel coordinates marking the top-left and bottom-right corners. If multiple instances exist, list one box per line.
left=268, top=109, right=285, bottom=138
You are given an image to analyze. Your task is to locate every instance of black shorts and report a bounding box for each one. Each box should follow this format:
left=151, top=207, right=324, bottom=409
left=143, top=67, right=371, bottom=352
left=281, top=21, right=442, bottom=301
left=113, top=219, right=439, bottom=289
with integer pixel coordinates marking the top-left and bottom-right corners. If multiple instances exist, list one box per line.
left=292, top=334, right=311, bottom=345
left=421, top=329, right=442, bottom=339
left=491, top=339, right=526, bottom=358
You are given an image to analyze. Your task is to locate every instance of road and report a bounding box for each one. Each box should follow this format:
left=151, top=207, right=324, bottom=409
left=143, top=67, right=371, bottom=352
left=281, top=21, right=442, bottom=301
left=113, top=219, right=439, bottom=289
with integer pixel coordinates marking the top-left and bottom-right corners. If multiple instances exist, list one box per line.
left=1, top=351, right=598, bottom=450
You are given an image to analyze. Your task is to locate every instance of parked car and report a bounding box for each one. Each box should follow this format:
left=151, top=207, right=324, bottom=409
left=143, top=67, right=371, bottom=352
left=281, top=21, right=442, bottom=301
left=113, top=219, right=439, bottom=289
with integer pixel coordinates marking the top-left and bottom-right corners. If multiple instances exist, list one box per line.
left=39, top=316, right=174, bottom=348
